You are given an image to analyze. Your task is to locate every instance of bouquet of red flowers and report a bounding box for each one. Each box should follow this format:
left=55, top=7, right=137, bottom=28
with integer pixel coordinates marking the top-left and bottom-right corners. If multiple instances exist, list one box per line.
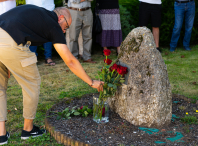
left=99, top=49, right=128, bottom=99
left=93, top=49, right=128, bottom=123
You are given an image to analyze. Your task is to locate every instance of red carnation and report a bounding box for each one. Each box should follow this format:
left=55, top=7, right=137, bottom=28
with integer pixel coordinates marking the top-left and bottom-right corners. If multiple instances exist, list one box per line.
left=80, top=106, right=83, bottom=110
left=103, top=49, right=111, bottom=56
left=102, top=107, right=105, bottom=116
left=117, top=66, right=128, bottom=76
left=109, top=63, right=118, bottom=72
left=104, top=58, right=112, bottom=65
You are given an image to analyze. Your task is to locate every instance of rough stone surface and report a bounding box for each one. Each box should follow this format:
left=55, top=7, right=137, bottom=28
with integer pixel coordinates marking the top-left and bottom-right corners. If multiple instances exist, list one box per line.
left=108, top=27, right=172, bottom=128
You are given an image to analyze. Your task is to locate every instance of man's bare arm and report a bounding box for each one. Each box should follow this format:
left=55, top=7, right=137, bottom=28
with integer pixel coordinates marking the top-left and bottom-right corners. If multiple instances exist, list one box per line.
left=54, top=43, right=103, bottom=91
left=0, top=0, right=8, bottom=2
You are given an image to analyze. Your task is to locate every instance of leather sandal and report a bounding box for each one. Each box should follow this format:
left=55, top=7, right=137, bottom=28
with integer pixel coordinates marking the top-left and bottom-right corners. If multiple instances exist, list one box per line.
left=83, top=59, right=96, bottom=63
left=45, top=58, right=55, bottom=66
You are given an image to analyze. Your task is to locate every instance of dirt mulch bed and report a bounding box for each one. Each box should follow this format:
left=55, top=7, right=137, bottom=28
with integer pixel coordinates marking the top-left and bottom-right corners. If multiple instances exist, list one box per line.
left=45, top=94, right=198, bottom=146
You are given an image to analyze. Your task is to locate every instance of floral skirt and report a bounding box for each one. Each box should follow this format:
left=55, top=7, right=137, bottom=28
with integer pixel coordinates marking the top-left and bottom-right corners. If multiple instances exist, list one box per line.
left=96, top=9, right=123, bottom=47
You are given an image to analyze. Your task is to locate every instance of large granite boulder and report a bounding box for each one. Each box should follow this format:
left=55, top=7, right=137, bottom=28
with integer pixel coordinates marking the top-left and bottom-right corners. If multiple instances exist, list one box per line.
left=108, top=27, right=172, bottom=128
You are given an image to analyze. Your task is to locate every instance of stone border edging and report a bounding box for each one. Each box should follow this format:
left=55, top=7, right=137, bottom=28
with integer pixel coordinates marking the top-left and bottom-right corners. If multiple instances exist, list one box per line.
left=45, top=98, right=92, bottom=146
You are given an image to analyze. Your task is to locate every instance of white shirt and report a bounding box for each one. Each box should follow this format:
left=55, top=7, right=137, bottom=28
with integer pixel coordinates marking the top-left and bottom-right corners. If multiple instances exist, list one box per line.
left=26, top=0, right=55, bottom=11
left=139, top=0, right=162, bottom=4
left=68, top=0, right=93, bottom=9
left=0, top=0, right=16, bottom=15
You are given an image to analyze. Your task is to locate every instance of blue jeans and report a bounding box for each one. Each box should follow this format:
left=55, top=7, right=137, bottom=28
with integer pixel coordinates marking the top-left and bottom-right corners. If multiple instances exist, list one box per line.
left=170, top=1, right=195, bottom=49
left=29, top=42, right=53, bottom=59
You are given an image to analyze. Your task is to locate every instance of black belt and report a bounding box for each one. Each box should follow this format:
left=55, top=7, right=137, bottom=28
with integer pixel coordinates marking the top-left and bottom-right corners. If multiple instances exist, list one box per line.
left=176, top=0, right=193, bottom=3
left=68, top=7, right=90, bottom=11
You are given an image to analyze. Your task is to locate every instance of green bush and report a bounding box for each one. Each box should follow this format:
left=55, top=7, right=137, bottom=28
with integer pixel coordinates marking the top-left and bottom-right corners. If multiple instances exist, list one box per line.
left=119, top=5, right=135, bottom=39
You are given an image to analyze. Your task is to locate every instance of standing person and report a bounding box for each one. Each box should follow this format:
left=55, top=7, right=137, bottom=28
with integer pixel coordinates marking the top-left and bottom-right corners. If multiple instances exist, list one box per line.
left=169, top=0, right=195, bottom=52
left=138, top=0, right=162, bottom=52
left=0, top=5, right=103, bottom=145
left=63, top=0, right=84, bottom=60
left=95, top=0, right=122, bottom=55
left=0, top=0, right=16, bottom=15
left=26, top=0, right=56, bottom=66
left=68, top=0, right=96, bottom=63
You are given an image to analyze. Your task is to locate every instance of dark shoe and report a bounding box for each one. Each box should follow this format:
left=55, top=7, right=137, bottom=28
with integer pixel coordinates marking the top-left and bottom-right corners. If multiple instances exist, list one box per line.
left=21, top=125, right=46, bottom=140
left=170, top=48, right=175, bottom=52
left=156, top=47, right=162, bottom=53
left=184, top=47, right=191, bottom=51
left=45, top=58, right=55, bottom=66
left=83, top=59, right=96, bottom=63
left=78, top=54, right=83, bottom=60
left=0, top=132, right=10, bottom=145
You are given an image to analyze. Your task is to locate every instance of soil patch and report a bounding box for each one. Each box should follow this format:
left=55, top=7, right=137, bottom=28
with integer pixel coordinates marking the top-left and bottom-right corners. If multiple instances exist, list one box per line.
left=46, top=94, right=198, bottom=146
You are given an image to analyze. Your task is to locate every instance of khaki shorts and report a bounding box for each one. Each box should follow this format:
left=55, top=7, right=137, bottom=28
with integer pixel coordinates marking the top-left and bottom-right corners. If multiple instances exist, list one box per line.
left=0, top=28, right=41, bottom=121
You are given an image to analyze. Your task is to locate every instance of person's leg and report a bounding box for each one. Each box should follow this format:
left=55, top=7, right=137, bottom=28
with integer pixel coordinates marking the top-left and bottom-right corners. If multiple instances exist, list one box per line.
left=183, top=1, right=195, bottom=50
left=69, top=9, right=81, bottom=59
left=117, top=46, right=120, bottom=54
left=150, top=3, right=162, bottom=52
left=0, top=122, right=6, bottom=136
left=23, top=119, right=33, bottom=131
left=138, top=2, right=151, bottom=27
left=44, top=42, right=55, bottom=66
left=152, top=27, right=159, bottom=48
left=1, top=44, right=41, bottom=134
left=29, top=46, right=38, bottom=56
left=0, top=60, right=8, bottom=137
left=82, top=9, right=95, bottom=63
left=170, top=2, right=185, bottom=51
left=78, top=29, right=84, bottom=57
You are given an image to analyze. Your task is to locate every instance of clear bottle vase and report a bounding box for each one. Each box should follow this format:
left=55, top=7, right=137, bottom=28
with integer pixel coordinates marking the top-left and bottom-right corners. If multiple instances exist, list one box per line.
left=93, top=96, right=109, bottom=123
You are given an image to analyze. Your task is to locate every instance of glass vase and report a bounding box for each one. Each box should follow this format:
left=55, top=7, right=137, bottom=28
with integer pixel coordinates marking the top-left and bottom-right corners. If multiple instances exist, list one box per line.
left=93, top=96, right=109, bottom=123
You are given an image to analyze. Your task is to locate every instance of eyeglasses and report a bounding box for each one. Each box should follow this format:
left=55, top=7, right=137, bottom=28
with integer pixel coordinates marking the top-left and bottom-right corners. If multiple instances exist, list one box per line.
left=55, top=9, right=69, bottom=30
left=63, top=16, right=69, bottom=30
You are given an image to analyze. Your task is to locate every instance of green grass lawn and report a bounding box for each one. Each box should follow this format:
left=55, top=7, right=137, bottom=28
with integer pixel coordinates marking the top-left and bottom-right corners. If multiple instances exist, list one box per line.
left=5, top=46, right=198, bottom=145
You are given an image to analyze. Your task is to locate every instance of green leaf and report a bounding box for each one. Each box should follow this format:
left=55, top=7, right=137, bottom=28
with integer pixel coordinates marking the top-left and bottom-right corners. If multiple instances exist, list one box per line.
left=103, top=83, right=108, bottom=89
left=66, top=113, right=70, bottom=117
left=74, top=112, right=80, bottom=115
left=103, top=89, right=107, bottom=95
left=113, top=85, right=117, bottom=89
left=57, top=115, right=61, bottom=120
left=87, top=109, right=93, bottom=113
left=84, top=111, right=89, bottom=117
left=107, top=75, right=111, bottom=81
left=108, top=83, right=113, bottom=87
left=120, top=80, right=125, bottom=83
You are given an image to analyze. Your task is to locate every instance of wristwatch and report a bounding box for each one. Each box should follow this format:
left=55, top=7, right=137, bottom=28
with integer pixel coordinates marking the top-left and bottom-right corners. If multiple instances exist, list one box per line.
left=89, top=80, right=94, bottom=87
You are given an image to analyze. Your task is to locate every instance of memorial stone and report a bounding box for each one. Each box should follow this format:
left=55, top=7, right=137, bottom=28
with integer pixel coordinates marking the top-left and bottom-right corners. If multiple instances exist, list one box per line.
left=108, top=27, right=172, bottom=128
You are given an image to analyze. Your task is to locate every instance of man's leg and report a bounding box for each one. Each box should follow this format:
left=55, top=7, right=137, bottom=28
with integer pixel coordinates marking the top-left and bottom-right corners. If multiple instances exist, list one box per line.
left=152, top=27, right=159, bottom=48
left=29, top=46, right=38, bottom=56
left=82, top=9, right=95, bottom=63
left=170, top=2, right=185, bottom=51
left=0, top=60, right=8, bottom=137
left=0, top=122, right=6, bottom=136
left=69, top=9, right=82, bottom=59
left=44, top=42, right=55, bottom=66
left=183, top=1, right=195, bottom=50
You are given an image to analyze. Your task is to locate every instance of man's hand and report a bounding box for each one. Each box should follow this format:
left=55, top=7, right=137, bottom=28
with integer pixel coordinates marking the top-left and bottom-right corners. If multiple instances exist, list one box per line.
left=8, top=70, right=10, bottom=78
left=91, top=80, right=104, bottom=92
